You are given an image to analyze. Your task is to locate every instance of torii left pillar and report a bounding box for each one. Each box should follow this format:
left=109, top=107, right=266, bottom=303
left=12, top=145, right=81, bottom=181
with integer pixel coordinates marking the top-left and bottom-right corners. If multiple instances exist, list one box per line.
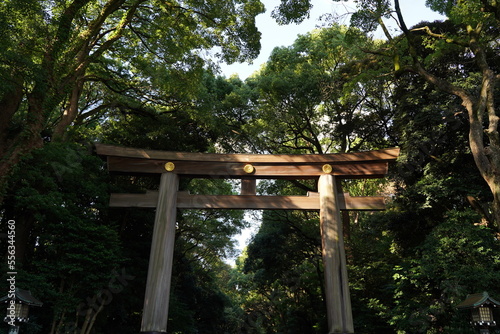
left=141, top=172, right=179, bottom=333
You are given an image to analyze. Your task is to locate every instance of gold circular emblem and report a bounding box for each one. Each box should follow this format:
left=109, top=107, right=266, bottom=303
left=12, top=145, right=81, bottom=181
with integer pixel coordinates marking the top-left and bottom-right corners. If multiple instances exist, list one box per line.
left=243, top=164, right=255, bottom=174
left=164, top=162, right=175, bottom=172
left=322, top=164, right=333, bottom=174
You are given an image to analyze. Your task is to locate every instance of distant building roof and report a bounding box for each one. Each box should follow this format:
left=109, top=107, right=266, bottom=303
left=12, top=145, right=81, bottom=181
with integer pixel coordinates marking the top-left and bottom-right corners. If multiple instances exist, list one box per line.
left=457, top=292, right=500, bottom=309
left=0, top=288, right=42, bottom=307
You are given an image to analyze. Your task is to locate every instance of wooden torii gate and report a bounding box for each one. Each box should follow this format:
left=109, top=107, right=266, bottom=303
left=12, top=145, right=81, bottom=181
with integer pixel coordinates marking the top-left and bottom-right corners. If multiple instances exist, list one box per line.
left=96, top=144, right=399, bottom=334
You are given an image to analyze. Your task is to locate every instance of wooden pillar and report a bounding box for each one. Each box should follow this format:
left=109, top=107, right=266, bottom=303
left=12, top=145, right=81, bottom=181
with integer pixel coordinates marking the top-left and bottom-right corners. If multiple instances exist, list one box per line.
left=241, top=178, right=257, bottom=195
left=319, top=174, right=354, bottom=334
left=141, top=172, right=179, bottom=333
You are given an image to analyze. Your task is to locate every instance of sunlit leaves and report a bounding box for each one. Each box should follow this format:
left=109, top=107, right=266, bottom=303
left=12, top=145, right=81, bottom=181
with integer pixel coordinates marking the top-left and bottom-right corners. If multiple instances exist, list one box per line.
left=240, top=24, right=393, bottom=155
left=426, top=0, right=489, bottom=26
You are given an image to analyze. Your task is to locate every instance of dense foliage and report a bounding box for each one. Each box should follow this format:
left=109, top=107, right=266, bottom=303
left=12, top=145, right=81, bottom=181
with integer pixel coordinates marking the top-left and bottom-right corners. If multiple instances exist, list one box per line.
left=0, top=0, right=264, bottom=197
left=1, top=1, right=500, bottom=333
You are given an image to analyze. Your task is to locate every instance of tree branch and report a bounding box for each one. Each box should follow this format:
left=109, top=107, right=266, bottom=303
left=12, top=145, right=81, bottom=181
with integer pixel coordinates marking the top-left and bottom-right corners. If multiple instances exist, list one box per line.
left=410, top=26, right=470, bottom=47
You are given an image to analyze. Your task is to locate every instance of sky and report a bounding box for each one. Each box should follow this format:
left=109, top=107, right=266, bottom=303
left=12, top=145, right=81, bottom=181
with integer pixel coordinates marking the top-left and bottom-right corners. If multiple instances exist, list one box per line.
left=220, top=0, right=445, bottom=80
left=224, top=0, right=445, bottom=261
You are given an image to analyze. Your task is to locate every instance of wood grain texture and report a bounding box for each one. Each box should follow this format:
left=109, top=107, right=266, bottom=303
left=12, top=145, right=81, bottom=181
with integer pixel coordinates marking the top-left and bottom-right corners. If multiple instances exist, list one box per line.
left=106, top=157, right=390, bottom=178
left=96, top=143, right=400, bottom=163
left=241, top=178, right=257, bottom=195
left=319, top=175, right=354, bottom=333
left=109, top=192, right=386, bottom=210
left=141, top=173, right=179, bottom=332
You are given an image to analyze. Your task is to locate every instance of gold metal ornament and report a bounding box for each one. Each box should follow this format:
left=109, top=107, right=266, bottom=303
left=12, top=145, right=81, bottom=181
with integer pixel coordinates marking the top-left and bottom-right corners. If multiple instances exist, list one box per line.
left=164, top=162, right=175, bottom=172
left=322, top=164, right=333, bottom=174
left=243, top=164, right=255, bottom=174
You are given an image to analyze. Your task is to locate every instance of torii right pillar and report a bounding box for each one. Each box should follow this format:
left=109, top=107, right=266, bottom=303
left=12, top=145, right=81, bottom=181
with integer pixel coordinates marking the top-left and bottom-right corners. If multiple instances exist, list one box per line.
left=319, top=174, right=354, bottom=334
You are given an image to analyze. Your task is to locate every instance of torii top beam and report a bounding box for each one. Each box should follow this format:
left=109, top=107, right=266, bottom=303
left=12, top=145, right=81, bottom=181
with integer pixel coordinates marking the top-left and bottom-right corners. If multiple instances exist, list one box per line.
left=95, top=144, right=400, bottom=179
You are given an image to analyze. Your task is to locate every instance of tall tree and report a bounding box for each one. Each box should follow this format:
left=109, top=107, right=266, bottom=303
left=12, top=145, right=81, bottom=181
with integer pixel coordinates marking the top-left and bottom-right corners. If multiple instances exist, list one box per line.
left=1, top=142, right=124, bottom=334
left=223, top=24, right=394, bottom=155
left=0, top=0, right=264, bottom=197
left=269, top=0, right=500, bottom=228
left=390, top=0, right=500, bottom=229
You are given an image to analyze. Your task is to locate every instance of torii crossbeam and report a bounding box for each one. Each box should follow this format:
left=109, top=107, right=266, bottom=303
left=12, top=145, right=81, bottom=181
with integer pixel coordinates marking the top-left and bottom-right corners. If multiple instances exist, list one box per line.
left=96, top=144, right=399, bottom=334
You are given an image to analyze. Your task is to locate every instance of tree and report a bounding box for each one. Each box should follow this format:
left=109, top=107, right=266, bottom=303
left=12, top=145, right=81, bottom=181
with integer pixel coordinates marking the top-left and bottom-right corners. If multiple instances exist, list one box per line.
left=269, top=0, right=500, bottom=228
left=0, top=0, right=264, bottom=197
left=236, top=24, right=394, bottom=155
left=225, top=6, right=500, bottom=331
left=392, top=0, right=500, bottom=229
left=241, top=209, right=327, bottom=334
left=1, top=142, right=124, bottom=333
left=280, top=0, right=500, bottom=228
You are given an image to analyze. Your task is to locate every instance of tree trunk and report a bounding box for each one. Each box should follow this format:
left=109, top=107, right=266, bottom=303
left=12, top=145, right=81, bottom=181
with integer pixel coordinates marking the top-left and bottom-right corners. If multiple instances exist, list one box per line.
left=14, top=214, right=35, bottom=264
left=82, top=302, right=105, bottom=334
left=491, top=185, right=500, bottom=229
left=0, top=83, right=23, bottom=139
left=53, top=80, right=84, bottom=141
left=406, top=37, right=500, bottom=230
left=464, top=75, right=500, bottom=230
left=394, top=0, right=500, bottom=230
